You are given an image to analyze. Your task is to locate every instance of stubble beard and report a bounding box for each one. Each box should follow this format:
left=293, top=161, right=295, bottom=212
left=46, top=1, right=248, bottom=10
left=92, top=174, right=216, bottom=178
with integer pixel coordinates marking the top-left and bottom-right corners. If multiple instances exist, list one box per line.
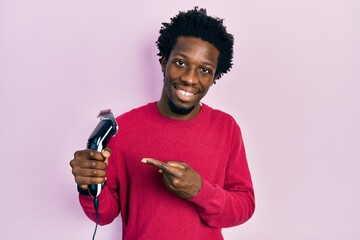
left=168, top=99, right=195, bottom=115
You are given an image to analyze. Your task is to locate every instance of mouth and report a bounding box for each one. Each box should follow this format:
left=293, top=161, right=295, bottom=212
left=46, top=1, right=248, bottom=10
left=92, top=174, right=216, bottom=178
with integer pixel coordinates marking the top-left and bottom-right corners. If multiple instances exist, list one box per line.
left=173, top=85, right=198, bottom=102
left=177, top=89, right=194, bottom=97
left=174, top=84, right=198, bottom=95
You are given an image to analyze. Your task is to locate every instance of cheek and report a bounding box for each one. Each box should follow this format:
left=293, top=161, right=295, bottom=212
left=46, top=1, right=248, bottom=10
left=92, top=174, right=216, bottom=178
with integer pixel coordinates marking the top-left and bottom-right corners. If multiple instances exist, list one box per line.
left=166, top=67, right=182, bottom=81
left=201, top=77, right=215, bottom=89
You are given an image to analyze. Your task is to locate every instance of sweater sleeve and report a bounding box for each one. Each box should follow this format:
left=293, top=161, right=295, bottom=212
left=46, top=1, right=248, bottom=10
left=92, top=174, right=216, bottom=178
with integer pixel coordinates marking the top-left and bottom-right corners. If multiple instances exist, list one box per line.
left=79, top=186, right=120, bottom=225
left=188, top=124, right=255, bottom=228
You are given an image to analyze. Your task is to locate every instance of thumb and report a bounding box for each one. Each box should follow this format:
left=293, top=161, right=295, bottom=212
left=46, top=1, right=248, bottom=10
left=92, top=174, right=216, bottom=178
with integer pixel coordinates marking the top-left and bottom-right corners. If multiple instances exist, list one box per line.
left=102, top=147, right=112, bottom=165
left=103, top=147, right=112, bottom=155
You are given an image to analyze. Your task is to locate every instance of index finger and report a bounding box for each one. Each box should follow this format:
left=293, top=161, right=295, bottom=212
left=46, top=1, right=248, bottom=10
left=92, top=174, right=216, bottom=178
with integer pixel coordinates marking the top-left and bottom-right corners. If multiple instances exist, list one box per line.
left=141, top=158, right=182, bottom=176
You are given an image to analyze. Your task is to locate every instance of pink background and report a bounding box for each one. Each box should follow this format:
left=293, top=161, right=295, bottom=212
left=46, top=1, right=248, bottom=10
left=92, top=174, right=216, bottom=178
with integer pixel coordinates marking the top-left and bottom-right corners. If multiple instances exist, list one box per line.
left=1, top=0, right=359, bottom=239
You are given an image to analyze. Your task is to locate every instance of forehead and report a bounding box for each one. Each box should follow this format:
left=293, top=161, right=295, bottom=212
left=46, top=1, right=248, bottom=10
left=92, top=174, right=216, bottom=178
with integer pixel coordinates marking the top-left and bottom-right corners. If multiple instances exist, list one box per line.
left=170, top=36, right=219, bottom=66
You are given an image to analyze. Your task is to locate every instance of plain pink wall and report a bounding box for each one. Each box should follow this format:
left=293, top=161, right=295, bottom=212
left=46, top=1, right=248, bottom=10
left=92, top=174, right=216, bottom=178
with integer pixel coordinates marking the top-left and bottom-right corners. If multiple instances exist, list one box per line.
left=1, top=0, right=359, bottom=239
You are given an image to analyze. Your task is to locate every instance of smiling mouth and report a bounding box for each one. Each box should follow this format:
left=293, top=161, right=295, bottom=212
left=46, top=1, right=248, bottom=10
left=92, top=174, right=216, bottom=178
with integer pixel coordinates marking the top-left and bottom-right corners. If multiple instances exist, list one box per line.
left=177, top=89, right=194, bottom=97
left=174, top=84, right=198, bottom=97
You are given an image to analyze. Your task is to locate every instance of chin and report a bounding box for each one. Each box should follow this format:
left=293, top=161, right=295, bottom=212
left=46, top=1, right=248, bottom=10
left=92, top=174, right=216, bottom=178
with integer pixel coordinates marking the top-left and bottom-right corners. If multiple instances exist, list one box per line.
left=168, top=100, right=195, bottom=115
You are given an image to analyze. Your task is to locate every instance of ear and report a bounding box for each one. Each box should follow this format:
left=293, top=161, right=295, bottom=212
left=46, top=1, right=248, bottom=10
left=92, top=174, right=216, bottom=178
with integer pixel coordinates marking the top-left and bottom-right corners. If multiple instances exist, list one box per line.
left=160, top=56, right=167, bottom=73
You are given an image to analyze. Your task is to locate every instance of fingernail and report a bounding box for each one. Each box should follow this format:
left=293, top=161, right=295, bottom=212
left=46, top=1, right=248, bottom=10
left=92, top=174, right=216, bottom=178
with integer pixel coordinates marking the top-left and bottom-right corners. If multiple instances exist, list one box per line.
left=141, top=158, right=147, bottom=163
left=102, top=150, right=110, bottom=158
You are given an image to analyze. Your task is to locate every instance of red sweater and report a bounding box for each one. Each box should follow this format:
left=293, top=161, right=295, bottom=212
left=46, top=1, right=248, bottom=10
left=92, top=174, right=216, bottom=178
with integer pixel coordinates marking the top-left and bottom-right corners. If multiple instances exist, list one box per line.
left=79, top=102, right=255, bottom=240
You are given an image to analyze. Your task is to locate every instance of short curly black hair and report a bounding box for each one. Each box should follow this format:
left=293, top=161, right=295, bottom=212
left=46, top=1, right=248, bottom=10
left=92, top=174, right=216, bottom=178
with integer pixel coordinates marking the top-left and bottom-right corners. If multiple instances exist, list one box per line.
left=156, top=7, right=234, bottom=79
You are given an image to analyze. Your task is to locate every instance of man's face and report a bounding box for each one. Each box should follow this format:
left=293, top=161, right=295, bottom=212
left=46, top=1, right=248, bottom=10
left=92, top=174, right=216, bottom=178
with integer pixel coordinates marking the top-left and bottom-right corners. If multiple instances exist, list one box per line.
left=160, top=36, right=219, bottom=119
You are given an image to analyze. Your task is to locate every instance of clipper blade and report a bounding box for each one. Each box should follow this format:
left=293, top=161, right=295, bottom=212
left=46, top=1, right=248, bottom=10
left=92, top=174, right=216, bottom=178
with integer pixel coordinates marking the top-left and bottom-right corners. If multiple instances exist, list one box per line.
left=97, top=109, right=118, bottom=135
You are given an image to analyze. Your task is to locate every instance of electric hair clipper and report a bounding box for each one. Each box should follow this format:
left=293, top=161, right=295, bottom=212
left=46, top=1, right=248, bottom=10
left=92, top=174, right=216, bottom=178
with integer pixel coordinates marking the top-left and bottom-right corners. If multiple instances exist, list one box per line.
left=87, top=109, right=118, bottom=197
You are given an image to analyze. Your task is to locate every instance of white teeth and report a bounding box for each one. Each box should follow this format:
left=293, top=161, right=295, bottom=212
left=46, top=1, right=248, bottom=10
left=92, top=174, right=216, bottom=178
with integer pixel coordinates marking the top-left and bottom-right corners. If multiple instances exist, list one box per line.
left=178, top=89, right=193, bottom=97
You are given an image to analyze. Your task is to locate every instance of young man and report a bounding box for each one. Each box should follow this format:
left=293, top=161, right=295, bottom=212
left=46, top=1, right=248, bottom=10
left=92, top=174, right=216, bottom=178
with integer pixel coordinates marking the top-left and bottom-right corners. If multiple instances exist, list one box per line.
left=70, top=7, right=255, bottom=240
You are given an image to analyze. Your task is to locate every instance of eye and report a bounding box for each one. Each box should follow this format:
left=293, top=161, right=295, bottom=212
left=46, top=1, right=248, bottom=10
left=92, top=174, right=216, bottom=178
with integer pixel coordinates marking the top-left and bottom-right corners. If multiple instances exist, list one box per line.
left=174, top=60, right=186, bottom=68
left=200, top=68, right=212, bottom=74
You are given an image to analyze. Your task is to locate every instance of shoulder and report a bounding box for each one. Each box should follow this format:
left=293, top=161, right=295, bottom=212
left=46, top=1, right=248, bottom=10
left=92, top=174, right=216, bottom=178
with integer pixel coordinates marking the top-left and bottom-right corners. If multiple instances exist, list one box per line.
left=201, top=103, right=243, bottom=136
left=115, top=102, right=156, bottom=122
left=202, top=103, right=237, bottom=124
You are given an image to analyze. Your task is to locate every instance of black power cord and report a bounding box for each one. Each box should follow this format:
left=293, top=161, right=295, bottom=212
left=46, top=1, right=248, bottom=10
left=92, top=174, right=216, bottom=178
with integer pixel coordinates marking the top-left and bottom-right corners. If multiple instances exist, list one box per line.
left=92, top=196, right=99, bottom=240
left=77, top=185, right=101, bottom=240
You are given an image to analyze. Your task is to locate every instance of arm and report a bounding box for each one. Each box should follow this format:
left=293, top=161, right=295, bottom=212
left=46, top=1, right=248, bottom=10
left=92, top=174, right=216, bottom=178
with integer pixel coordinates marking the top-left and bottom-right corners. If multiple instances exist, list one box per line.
left=188, top=132, right=255, bottom=228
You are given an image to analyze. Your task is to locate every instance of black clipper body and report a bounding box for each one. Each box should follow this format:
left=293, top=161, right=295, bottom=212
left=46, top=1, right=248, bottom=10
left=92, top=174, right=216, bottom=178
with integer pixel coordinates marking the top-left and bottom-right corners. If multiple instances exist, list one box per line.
left=87, top=109, right=118, bottom=197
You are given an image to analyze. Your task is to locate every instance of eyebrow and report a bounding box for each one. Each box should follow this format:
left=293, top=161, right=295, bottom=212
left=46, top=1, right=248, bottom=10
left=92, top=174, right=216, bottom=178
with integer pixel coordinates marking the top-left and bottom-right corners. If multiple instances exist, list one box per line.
left=172, top=53, right=216, bottom=68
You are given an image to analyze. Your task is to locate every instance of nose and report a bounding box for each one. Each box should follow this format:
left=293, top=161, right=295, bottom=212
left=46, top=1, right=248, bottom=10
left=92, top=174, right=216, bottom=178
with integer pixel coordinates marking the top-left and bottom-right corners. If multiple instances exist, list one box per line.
left=182, top=67, right=199, bottom=85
